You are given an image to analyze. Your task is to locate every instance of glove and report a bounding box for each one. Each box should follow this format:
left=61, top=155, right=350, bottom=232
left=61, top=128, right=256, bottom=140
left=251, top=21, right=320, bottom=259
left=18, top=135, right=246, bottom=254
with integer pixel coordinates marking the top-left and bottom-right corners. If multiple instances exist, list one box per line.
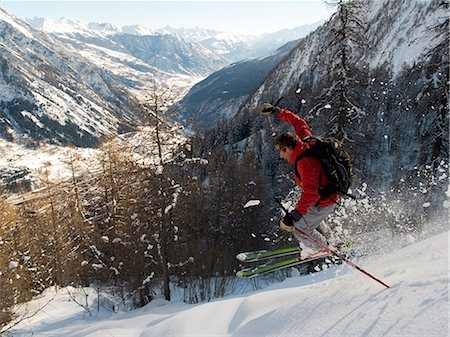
left=260, top=103, right=280, bottom=116
left=279, top=211, right=302, bottom=232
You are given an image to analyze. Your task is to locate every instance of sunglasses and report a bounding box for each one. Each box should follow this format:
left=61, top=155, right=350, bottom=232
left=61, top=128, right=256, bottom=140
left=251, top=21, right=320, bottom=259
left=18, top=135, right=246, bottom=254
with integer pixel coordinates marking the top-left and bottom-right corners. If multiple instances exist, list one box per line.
left=277, top=146, right=288, bottom=153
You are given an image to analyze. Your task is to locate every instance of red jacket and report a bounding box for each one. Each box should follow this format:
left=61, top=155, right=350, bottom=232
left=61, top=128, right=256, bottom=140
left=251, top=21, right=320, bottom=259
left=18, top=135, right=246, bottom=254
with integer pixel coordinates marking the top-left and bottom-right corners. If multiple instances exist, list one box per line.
left=278, top=109, right=339, bottom=215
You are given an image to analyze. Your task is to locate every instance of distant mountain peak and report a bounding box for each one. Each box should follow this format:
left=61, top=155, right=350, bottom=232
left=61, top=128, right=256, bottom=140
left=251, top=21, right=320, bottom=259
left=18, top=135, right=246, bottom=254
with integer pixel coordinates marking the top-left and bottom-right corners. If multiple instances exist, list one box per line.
left=122, top=24, right=155, bottom=36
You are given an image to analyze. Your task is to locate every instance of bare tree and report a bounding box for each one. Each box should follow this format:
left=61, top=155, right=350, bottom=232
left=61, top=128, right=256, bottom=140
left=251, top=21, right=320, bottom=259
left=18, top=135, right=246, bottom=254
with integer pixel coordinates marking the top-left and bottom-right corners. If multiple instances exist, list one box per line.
left=139, top=79, right=182, bottom=164
left=39, top=162, right=65, bottom=286
left=314, top=0, right=368, bottom=142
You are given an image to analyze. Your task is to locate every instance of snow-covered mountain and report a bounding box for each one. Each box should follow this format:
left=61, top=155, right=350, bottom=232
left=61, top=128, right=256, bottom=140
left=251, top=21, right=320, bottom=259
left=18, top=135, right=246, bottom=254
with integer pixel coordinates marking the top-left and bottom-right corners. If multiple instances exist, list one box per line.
left=172, top=21, right=326, bottom=129
left=179, top=0, right=447, bottom=132
left=161, top=21, right=324, bottom=62
left=27, top=19, right=202, bottom=102
left=4, top=229, right=448, bottom=336
left=0, top=9, right=220, bottom=149
left=0, top=9, right=141, bottom=147
left=249, top=0, right=447, bottom=101
left=108, top=33, right=225, bottom=76
left=0, top=12, right=327, bottom=148
left=27, top=17, right=324, bottom=66
left=25, top=17, right=228, bottom=77
left=160, top=25, right=257, bottom=61
left=245, top=21, right=326, bottom=59
left=238, top=0, right=448, bottom=183
left=26, top=17, right=121, bottom=35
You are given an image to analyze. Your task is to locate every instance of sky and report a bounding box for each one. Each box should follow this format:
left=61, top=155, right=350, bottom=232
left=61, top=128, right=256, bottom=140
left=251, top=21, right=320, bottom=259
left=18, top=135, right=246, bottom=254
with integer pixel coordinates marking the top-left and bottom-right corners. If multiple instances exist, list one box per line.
left=4, top=230, right=448, bottom=336
left=0, top=0, right=336, bottom=35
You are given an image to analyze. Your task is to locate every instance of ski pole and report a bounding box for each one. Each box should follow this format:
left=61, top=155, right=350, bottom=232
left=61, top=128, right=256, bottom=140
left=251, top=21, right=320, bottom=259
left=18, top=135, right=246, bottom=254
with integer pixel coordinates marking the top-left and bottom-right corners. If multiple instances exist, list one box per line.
left=267, top=114, right=276, bottom=137
left=293, top=227, right=390, bottom=289
left=277, top=202, right=390, bottom=289
left=267, top=97, right=283, bottom=137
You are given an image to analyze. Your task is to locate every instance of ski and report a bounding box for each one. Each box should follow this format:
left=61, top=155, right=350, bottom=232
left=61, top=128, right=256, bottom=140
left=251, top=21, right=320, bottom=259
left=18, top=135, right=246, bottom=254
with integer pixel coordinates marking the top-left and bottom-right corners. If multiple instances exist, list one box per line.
left=236, top=241, right=355, bottom=263
left=236, top=251, right=332, bottom=278
left=236, top=246, right=302, bottom=263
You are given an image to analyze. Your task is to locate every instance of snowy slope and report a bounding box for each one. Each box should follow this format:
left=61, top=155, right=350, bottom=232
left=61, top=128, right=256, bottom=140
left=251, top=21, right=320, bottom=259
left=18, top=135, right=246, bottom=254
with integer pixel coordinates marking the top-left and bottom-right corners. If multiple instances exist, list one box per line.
left=248, top=0, right=447, bottom=104
left=5, top=230, right=449, bottom=337
left=367, top=0, right=446, bottom=75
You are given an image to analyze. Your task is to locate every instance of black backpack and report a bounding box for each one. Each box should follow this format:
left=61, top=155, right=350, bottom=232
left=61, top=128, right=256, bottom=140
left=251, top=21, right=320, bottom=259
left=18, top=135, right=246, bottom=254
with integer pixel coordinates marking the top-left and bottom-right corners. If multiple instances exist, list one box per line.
left=294, top=136, right=355, bottom=200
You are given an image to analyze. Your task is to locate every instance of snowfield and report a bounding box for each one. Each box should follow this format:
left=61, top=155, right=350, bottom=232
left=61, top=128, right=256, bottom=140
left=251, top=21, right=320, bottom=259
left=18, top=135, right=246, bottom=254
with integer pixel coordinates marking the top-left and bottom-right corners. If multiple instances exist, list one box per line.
left=5, top=230, right=449, bottom=337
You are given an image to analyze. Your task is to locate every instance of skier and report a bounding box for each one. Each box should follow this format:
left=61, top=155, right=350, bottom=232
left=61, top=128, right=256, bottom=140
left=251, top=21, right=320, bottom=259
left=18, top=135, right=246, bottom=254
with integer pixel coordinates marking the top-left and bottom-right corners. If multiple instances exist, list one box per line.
left=260, top=103, right=343, bottom=258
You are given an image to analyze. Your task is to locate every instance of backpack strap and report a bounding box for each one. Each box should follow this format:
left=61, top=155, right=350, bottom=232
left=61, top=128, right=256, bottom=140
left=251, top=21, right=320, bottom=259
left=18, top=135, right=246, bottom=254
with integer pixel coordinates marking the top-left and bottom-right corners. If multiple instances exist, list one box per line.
left=294, top=152, right=331, bottom=206
left=293, top=138, right=339, bottom=205
left=293, top=137, right=316, bottom=181
left=293, top=154, right=302, bottom=182
left=295, top=136, right=357, bottom=202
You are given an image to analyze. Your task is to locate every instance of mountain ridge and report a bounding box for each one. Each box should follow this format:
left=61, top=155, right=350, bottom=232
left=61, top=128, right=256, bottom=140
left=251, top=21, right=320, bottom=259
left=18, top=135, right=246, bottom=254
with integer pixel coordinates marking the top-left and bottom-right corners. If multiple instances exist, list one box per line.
left=0, top=8, right=140, bottom=147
